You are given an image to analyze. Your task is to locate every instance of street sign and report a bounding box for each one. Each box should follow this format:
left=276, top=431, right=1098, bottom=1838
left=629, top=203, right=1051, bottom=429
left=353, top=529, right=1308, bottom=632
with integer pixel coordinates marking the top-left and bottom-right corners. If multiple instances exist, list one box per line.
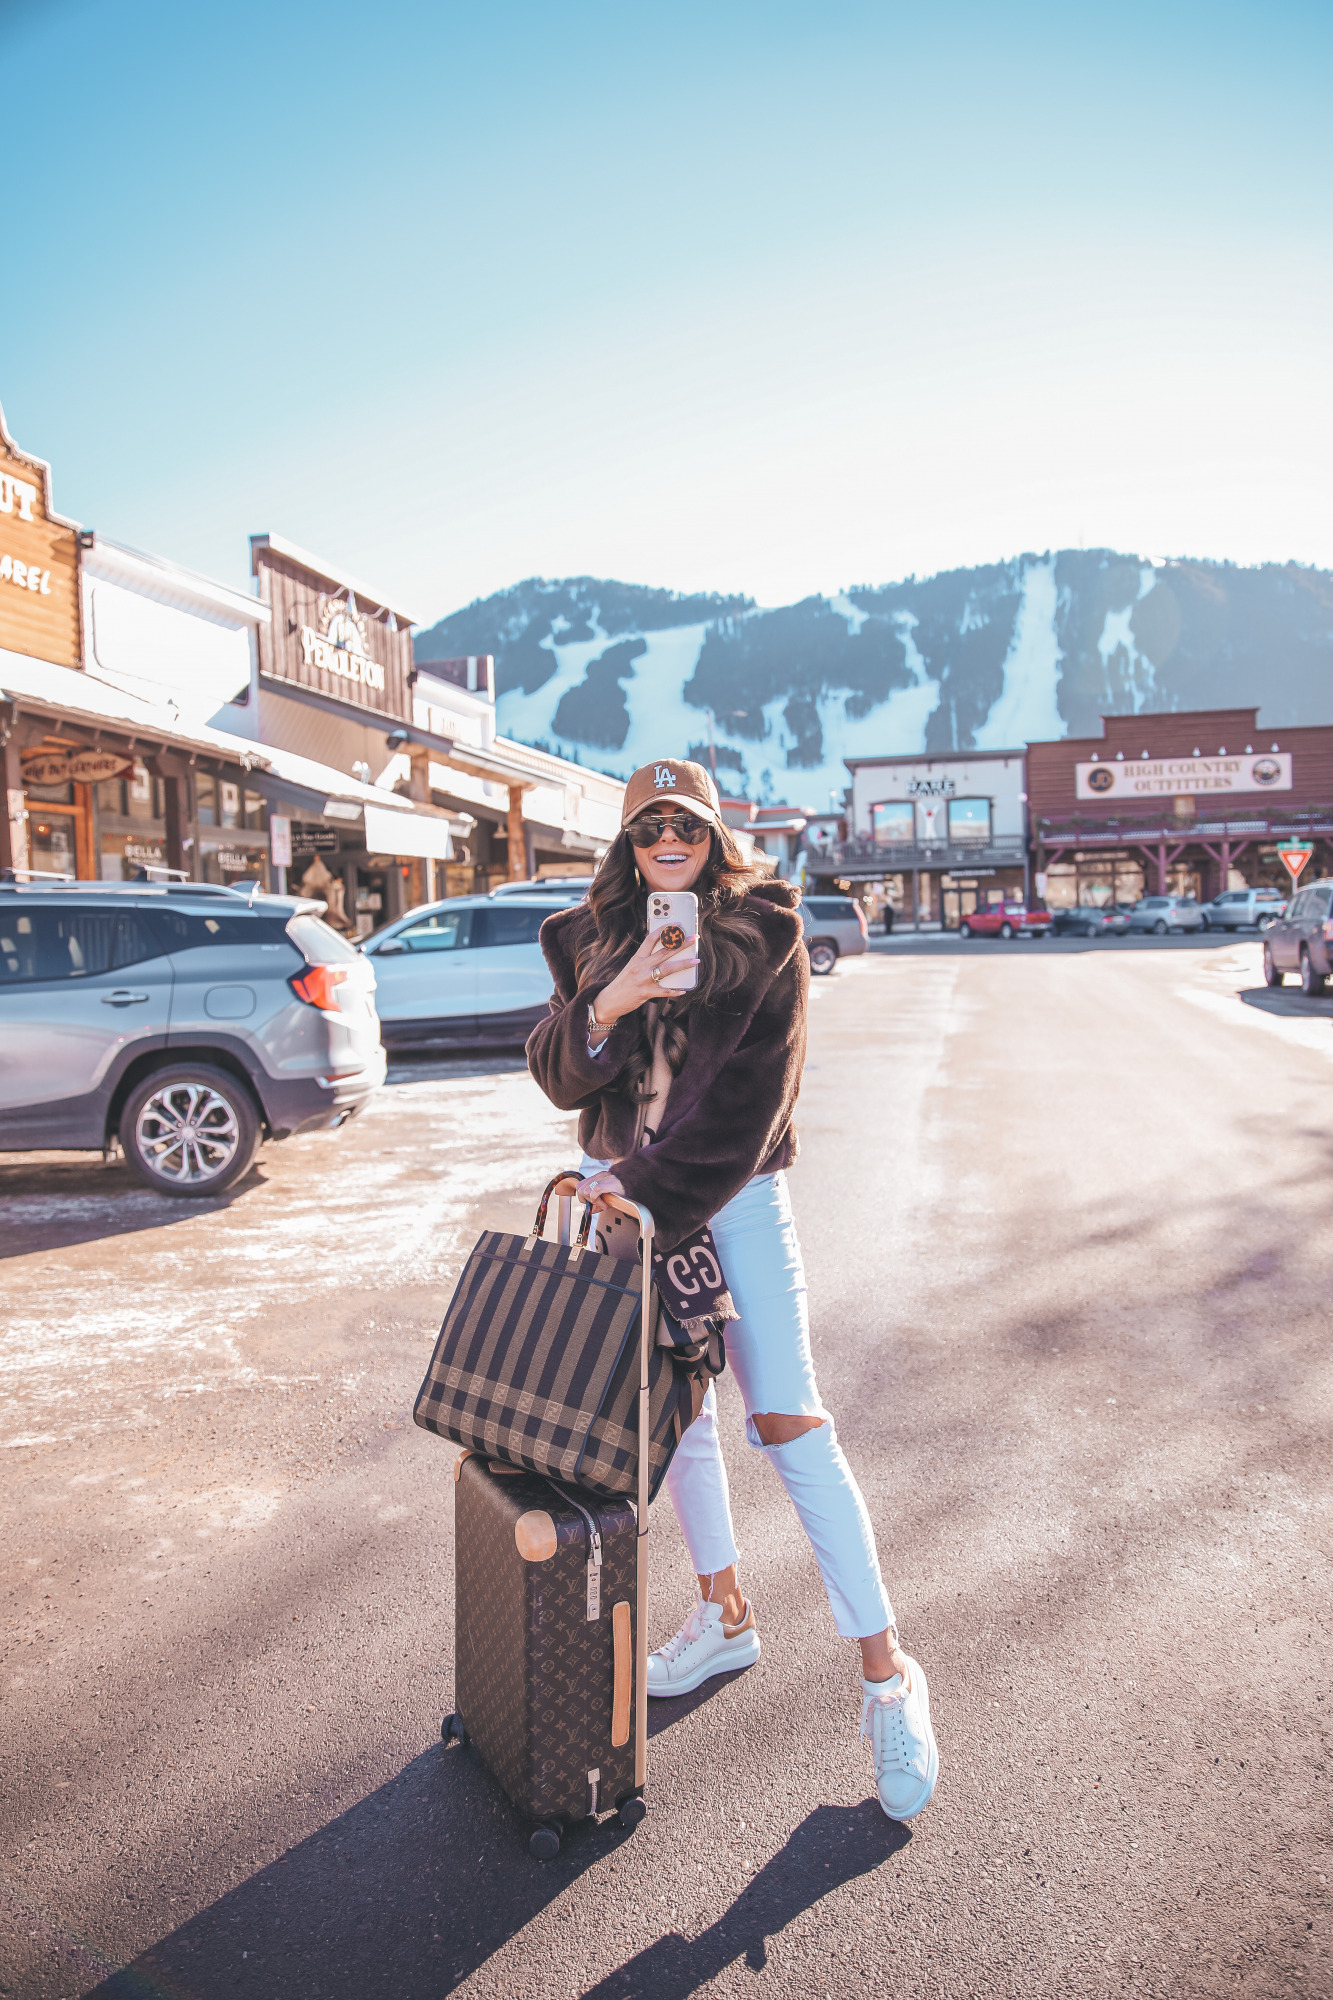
left=1276, top=840, right=1314, bottom=885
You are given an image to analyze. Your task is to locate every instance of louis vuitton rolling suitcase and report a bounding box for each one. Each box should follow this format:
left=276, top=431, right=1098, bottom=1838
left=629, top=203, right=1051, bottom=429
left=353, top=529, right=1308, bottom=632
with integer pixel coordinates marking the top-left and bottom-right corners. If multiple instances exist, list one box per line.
left=438, top=1176, right=656, bottom=1859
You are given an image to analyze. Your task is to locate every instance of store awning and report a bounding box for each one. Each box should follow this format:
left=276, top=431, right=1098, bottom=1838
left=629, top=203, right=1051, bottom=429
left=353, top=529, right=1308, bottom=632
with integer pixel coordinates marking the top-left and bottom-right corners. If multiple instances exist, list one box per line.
left=0, top=649, right=455, bottom=847
left=364, top=801, right=451, bottom=859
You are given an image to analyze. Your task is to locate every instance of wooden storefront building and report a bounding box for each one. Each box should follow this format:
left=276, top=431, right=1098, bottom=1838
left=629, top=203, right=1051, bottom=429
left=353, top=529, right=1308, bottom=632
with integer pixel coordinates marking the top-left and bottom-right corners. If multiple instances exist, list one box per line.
left=1026, top=707, right=1333, bottom=907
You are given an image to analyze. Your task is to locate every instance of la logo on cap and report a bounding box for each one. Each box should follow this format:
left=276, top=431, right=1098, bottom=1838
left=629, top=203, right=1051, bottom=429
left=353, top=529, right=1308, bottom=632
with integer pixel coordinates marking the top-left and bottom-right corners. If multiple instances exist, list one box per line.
left=653, top=764, right=675, bottom=788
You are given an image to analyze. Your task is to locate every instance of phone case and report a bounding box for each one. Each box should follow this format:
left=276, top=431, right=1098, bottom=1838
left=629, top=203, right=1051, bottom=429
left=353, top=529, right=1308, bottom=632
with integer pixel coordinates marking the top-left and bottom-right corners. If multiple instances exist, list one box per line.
left=646, top=891, right=699, bottom=991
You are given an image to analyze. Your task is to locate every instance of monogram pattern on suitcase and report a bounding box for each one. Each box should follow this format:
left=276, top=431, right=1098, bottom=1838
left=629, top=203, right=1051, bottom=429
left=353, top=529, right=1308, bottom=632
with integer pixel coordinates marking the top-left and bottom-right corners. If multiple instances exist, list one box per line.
left=415, top=1231, right=687, bottom=1499
left=454, top=1457, right=638, bottom=1822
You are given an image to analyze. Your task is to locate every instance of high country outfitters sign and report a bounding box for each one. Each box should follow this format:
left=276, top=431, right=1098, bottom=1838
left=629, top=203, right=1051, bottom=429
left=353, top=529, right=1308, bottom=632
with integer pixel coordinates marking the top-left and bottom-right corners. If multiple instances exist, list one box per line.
left=1075, top=753, right=1293, bottom=802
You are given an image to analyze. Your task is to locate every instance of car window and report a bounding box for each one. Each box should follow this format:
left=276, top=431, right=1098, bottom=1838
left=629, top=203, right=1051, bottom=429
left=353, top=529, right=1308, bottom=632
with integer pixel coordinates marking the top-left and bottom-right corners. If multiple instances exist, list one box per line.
left=145, top=908, right=303, bottom=953
left=1143, top=898, right=1168, bottom=908
left=805, top=898, right=858, bottom=919
left=284, top=913, right=360, bottom=963
left=473, top=905, right=548, bottom=948
left=1287, top=891, right=1309, bottom=919
left=1312, top=887, right=1333, bottom=915
left=396, top=909, right=472, bottom=952
left=0, top=907, right=162, bottom=983
left=1255, top=889, right=1282, bottom=901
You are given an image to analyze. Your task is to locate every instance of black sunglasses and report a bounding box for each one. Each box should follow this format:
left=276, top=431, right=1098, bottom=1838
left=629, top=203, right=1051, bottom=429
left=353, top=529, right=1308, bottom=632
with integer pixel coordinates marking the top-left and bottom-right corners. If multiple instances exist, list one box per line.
left=626, top=811, right=713, bottom=848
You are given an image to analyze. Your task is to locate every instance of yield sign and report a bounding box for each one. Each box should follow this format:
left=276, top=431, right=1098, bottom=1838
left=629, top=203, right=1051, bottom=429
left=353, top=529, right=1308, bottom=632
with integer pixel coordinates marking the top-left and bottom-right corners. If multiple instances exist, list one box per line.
left=1276, top=840, right=1314, bottom=885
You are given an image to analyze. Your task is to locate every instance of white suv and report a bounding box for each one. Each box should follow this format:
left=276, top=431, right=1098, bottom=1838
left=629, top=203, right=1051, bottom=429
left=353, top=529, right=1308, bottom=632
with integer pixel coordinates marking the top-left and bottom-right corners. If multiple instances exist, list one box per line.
left=362, top=889, right=584, bottom=1050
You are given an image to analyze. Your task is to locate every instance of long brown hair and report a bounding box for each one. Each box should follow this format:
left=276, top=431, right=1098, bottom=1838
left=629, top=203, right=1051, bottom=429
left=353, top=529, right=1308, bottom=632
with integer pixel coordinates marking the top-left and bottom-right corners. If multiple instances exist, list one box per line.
left=574, top=820, right=768, bottom=1100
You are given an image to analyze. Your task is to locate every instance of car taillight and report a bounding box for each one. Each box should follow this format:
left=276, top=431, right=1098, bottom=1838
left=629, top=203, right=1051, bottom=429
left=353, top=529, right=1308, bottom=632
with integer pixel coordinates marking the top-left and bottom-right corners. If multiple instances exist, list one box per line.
left=290, top=964, right=352, bottom=1011
left=1323, top=919, right=1333, bottom=942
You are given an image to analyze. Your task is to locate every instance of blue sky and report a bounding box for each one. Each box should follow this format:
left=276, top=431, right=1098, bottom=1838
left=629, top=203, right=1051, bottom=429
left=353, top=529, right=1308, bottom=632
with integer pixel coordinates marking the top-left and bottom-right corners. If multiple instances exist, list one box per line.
left=4, top=0, right=1330, bottom=622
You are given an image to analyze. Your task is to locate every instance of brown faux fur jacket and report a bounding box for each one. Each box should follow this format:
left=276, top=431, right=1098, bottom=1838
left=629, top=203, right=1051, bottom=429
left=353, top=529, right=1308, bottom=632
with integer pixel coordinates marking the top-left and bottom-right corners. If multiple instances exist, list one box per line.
left=526, top=880, right=809, bottom=1252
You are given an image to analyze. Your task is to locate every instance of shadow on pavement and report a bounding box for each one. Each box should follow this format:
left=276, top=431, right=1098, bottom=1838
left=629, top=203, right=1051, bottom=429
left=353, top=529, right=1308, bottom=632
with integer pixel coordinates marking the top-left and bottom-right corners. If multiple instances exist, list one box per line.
left=81, top=1757, right=903, bottom=2000
left=872, top=932, right=1255, bottom=957
left=82, top=1742, right=622, bottom=1999
left=582, top=1801, right=908, bottom=1997
left=385, top=1048, right=530, bottom=1083
left=0, top=1157, right=268, bottom=1258
left=1239, top=985, right=1333, bottom=1020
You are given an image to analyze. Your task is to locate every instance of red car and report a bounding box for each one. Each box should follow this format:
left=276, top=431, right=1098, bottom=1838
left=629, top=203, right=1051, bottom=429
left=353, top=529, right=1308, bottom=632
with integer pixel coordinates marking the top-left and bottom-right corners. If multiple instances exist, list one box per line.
left=957, top=901, right=1052, bottom=939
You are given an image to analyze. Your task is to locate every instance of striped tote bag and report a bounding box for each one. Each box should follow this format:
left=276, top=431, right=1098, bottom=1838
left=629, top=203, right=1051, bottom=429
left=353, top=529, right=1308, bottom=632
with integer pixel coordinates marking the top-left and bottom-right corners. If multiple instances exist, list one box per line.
left=413, top=1177, right=690, bottom=1501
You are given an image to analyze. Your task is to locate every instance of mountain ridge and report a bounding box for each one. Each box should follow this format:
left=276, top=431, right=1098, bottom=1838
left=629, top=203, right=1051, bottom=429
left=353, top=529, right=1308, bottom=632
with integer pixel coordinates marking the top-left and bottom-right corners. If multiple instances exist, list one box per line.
left=414, top=553, right=1333, bottom=805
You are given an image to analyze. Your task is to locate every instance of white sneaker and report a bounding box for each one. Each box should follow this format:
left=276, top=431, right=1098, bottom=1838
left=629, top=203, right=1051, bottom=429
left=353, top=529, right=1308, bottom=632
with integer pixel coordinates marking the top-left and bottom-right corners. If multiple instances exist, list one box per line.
left=861, top=1656, right=938, bottom=1821
left=646, top=1597, right=762, bottom=1697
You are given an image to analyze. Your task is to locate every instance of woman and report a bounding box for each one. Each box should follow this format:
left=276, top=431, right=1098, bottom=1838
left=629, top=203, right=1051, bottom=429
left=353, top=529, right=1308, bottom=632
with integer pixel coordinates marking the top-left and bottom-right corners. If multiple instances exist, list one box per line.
left=526, top=758, right=938, bottom=1822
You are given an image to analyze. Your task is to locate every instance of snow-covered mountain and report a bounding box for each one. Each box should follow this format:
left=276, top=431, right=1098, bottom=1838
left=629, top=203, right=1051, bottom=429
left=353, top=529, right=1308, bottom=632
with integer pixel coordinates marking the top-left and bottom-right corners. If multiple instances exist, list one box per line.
left=414, top=554, right=1333, bottom=806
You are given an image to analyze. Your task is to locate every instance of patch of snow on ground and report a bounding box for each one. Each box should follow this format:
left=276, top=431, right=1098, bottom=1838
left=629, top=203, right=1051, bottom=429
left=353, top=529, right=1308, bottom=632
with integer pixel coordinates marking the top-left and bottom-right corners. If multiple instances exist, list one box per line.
left=827, top=592, right=869, bottom=636
left=973, top=557, right=1064, bottom=748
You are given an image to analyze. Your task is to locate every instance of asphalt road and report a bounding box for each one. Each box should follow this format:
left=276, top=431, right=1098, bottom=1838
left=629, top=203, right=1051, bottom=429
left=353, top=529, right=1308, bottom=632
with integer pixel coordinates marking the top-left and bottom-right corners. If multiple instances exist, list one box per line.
left=2, top=935, right=1329, bottom=1999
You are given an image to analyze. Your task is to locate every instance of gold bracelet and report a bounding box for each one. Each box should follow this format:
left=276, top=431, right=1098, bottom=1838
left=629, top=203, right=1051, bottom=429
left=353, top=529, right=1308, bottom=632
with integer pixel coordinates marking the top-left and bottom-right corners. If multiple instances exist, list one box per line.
left=588, top=1002, right=617, bottom=1038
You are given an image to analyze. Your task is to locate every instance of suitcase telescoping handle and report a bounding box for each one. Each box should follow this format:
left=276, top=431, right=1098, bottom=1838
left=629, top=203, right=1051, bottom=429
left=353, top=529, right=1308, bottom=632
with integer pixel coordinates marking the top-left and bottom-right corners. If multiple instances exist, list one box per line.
left=541, top=1171, right=655, bottom=1798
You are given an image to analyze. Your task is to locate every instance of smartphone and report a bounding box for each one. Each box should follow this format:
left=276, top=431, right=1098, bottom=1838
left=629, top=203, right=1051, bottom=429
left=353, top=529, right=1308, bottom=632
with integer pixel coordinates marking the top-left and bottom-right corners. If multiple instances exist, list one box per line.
left=646, top=890, right=699, bottom=992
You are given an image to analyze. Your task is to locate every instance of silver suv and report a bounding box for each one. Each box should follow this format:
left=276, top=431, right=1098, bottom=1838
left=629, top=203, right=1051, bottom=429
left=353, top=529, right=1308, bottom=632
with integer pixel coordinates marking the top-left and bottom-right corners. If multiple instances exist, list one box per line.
left=800, top=895, right=869, bottom=975
left=0, top=881, right=385, bottom=1195
left=1201, top=886, right=1287, bottom=931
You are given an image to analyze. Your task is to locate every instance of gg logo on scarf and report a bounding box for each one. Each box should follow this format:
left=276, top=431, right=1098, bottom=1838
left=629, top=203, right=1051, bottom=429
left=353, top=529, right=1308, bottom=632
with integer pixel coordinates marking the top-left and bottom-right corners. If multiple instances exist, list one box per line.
left=657, top=923, right=686, bottom=951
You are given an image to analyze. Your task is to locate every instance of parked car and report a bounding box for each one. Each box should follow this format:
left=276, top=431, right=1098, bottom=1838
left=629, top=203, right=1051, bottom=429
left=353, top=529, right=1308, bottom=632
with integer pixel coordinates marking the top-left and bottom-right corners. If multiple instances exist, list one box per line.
left=1049, top=904, right=1129, bottom=938
left=1200, top=886, right=1287, bottom=931
left=1124, top=895, right=1209, bottom=935
left=490, top=876, right=593, bottom=900
left=362, top=890, right=584, bottom=1048
left=0, top=881, right=385, bottom=1194
left=1263, top=878, right=1333, bottom=994
left=800, top=894, right=869, bottom=974
left=957, top=900, right=1053, bottom=939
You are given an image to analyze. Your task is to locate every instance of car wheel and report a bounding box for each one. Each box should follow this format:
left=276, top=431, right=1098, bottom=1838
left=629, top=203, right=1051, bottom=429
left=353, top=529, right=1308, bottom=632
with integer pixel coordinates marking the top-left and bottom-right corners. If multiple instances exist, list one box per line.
left=999, top=921, right=1014, bottom=939
left=120, top=1063, right=261, bottom=1197
left=1084, top=922, right=1098, bottom=938
left=958, top=921, right=973, bottom=938
left=1153, top=919, right=1168, bottom=935
left=808, top=940, right=838, bottom=975
left=1263, top=944, right=1284, bottom=988
left=1300, top=948, right=1326, bottom=997
left=1199, top=915, right=1210, bottom=931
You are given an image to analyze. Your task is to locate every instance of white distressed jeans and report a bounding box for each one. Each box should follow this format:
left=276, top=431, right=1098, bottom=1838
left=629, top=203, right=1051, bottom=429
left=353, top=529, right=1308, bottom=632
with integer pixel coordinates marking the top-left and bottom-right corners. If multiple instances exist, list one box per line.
left=583, top=1159, right=894, bottom=1640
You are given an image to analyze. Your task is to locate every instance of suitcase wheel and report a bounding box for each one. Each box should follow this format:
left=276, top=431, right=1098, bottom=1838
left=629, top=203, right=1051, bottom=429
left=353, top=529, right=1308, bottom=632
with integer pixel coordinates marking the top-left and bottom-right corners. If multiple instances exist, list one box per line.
left=529, top=1824, right=561, bottom=1861
left=442, top=1712, right=468, bottom=1747
left=617, top=1798, right=646, bottom=1832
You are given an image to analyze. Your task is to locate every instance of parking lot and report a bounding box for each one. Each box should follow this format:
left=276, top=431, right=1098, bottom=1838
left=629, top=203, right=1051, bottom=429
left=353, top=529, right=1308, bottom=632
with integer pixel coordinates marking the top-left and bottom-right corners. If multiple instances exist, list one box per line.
left=2, top=939, right=1330, bottom=1999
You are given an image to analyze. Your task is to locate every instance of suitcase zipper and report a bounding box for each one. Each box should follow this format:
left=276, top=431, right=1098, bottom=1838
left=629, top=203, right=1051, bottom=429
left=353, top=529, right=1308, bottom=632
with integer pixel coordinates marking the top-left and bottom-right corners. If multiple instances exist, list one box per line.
left=547, top=1481, right=602, bottom=1621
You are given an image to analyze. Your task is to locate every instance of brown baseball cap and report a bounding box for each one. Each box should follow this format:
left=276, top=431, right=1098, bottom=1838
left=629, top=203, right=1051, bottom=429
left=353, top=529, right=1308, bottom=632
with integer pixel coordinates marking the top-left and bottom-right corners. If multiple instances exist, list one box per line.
left=621, top=758, right=723, bottom=831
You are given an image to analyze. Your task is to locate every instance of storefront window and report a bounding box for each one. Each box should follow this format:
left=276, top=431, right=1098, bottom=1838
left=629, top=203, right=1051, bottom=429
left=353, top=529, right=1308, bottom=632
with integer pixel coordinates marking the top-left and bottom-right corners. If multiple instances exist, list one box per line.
left=948, top=798, right=991, bottom=842
left=29, top=816, right=76, bottom=877
left=196, top=773, right=217, bottom=825
left=199, top=838, right=268, bottom=889
left=125, top=763, right=165, bottom=822
left=220, top=781, right=241, bottom=828
left=95, top=777, right=124, bottom=815
left=871, top=801, right=914, bottom=843
left=100, top=833, right=167, bottom=880
left=243, top=789, right=267, bottom=830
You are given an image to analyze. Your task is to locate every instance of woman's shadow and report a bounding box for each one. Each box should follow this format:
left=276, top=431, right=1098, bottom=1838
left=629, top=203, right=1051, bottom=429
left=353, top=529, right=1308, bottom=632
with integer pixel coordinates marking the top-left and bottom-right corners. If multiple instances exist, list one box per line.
left=581, top=1798, right=910, bottom=1999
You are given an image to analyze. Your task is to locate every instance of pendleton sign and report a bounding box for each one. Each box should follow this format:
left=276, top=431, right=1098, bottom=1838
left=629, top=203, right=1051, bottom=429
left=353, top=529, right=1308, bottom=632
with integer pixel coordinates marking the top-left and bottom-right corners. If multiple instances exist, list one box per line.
left=251, top=533, right=414, bottom=722
left=1075, top=752, right=1294, bottom=802
left=0, top=401, right=82, bottom=670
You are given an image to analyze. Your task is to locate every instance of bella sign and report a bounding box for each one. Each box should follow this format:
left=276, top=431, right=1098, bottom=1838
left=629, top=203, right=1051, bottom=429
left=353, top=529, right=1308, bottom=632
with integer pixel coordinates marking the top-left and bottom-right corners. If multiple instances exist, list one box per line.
left=299, top=604, right=385, bottom=693
left=1075, top=753, right=1293, bottom=801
